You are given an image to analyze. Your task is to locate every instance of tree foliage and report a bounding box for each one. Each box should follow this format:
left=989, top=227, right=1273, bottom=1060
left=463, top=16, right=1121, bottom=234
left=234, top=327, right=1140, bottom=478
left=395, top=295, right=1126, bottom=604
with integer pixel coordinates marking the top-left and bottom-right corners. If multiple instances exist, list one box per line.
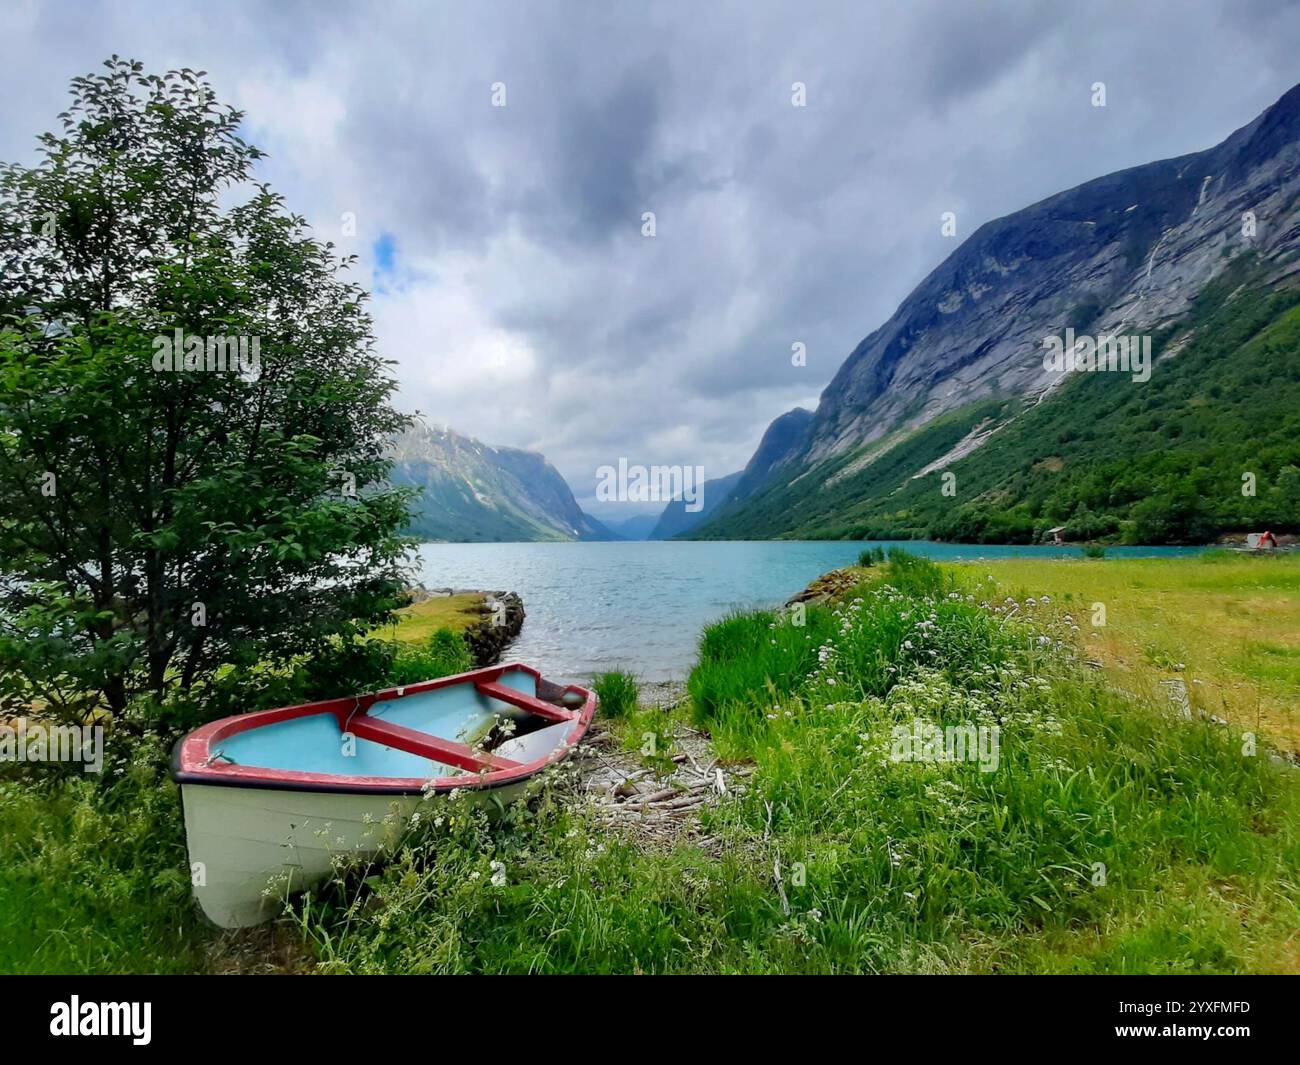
left=0, top=58, right=414, bottom=722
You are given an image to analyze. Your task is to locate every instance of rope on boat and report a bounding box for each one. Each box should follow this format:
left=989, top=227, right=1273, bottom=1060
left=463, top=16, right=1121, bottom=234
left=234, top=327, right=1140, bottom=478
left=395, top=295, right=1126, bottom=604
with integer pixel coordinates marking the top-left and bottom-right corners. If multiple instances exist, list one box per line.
left=342, top=694, right=366, bottom=731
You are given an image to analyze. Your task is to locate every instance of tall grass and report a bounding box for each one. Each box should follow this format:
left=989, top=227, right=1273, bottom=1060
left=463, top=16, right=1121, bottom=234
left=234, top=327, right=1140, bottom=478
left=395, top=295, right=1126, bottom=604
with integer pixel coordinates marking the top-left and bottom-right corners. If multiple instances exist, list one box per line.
left=882, top=547, right=951, bottom=596
left=687, top=605, right=837, bottom=728
left=857, top=545, right=886, bottom=567
left=0, top=736, right=203, bottom=974
left=592, top=670, right=638, bottom=718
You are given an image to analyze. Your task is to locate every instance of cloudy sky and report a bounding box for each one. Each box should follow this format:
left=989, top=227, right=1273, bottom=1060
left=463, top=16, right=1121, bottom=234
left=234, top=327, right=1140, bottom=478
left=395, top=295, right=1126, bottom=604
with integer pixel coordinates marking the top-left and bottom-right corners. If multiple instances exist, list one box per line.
left=2, top=1, right=1298, bottom=517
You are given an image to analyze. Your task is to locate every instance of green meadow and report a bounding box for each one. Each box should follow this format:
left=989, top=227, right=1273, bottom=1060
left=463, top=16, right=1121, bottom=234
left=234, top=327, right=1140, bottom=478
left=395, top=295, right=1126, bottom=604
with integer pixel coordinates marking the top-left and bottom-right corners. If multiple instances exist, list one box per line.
left=958, top=551, right=1300, bottom=754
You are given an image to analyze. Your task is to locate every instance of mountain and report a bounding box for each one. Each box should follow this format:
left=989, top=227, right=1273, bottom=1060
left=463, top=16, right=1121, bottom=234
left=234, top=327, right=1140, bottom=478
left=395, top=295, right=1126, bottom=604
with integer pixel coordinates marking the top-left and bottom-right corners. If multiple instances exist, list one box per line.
left=390, top=422, right=617, bottom=542
left=724, top=409, right=812, bottom=507
left=695, top=83, right=1300, bottom=543
left=580, top=510, right=618, bottom=540
left=648, top=470, right=743, bottom=539
left=603, top=513, right=660, bottom=541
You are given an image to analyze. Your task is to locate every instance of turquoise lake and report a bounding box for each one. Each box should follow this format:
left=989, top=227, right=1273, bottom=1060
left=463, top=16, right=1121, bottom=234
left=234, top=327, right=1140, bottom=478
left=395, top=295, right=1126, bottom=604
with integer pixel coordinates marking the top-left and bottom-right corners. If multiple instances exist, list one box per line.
left=415, top=540, right=1204, bottom=682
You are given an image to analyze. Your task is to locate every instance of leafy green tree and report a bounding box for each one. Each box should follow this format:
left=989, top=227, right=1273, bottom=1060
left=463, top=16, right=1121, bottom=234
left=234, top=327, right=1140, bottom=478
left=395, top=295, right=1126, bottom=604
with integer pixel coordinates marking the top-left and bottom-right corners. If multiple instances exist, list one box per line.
left=0, top=58, right=414, bottom=723
left=1276, top=465, right=1300, bottom=518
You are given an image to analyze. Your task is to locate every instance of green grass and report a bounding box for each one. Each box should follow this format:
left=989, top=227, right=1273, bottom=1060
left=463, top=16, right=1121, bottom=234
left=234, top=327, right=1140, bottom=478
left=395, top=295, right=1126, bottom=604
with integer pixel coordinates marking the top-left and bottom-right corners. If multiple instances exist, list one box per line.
left=956, top=551, right=1300, bottom=753
left=4, top=552, right=1298, bottom=973
left=686, top=605, right=838, bottom=728
left=858, top=546, right=886, bottom=567
left=373, top=593, right=486, bottom=645
left=591, top=671, right=639, bottom=719
left=286, top=552, right=1300, bottom=972
left=0, top=739, right=203, bottom=974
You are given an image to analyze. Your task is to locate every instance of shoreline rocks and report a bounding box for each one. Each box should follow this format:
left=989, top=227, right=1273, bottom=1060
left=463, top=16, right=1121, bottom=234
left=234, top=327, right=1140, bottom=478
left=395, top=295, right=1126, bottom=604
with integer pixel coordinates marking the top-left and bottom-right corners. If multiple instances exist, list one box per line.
left=404, top=586, right=526, bottom=667
left=463, top=591, right=525, bottom=667
left=785, top=566, right=863, bottom=607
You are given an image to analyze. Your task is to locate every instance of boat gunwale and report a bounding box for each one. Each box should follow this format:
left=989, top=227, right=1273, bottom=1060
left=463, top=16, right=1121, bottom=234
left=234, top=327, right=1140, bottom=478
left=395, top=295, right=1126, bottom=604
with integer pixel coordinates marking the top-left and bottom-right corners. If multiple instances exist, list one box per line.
left=168, top=662, right=596, bottom=796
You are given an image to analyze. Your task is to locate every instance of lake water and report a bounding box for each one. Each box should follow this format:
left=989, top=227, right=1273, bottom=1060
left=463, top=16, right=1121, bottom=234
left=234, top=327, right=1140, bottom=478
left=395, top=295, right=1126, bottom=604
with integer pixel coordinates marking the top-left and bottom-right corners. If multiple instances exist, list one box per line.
left=415, top=540, right=1204, bottom=683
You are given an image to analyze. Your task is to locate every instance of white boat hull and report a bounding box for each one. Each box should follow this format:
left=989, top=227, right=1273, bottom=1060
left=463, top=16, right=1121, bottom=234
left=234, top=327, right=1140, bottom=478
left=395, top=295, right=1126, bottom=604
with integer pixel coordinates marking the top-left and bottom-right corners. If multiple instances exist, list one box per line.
left=181, top=778, right=534, bottom=928
left=171, top=664, right=595, bottom=928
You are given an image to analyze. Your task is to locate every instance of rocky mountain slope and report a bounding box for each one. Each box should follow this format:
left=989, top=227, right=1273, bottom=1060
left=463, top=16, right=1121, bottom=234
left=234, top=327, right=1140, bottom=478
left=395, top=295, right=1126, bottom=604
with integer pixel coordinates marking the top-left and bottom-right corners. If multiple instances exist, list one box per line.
left=699, top=82, right=1300, bottom=540
left=721, top=409, right=812, bottom=509
left=696, top=272, right=1300, bottom=542
left=390, top=422, right=615, bottom=542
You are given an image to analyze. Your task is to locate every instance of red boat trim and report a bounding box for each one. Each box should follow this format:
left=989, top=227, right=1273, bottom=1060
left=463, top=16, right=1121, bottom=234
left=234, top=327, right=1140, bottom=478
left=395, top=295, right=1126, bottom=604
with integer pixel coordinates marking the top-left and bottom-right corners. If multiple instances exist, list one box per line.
left=168, top=663, right=596, bottom=796
left=348, top=714, right=522, bottom=773
left=475, top=680, right=576, bottom=723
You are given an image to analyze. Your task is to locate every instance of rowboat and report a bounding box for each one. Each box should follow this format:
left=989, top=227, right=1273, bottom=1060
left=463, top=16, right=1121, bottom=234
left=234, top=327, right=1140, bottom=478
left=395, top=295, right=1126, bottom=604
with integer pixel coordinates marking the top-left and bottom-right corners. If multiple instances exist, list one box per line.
left=170, top=663, right=595, bottom=928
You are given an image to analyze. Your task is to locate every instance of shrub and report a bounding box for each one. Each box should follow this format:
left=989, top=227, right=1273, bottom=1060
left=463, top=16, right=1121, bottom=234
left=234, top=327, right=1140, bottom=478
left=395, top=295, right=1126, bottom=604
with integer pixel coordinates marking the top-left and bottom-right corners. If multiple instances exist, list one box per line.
left=300, top=639, right=402, bottom=700
left=392, top=627, right=474, bottom=685
left=193, top=626, right=473, bottom=719
left=429, top=628, right=474, bottom=675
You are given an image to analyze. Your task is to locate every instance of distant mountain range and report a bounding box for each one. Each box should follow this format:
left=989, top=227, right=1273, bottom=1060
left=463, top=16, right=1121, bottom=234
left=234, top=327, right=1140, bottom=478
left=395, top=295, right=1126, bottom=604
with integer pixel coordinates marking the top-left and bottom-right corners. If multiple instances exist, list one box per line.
left=603, top=513, right=661, bottom=540
left=389, top=422, right=749, bottom=543
left=692, top=82, right=1300, bottom=543
left=648, top=470, right=743, bottom=539
left=390, top=423, right=617, bottom=542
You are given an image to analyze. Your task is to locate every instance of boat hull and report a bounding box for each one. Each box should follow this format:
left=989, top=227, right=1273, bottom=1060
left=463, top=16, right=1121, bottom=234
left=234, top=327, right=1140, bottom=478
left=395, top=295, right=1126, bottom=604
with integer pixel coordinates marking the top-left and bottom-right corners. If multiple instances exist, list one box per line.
left=181, top=777, right=536, bottom=928
left=170, top=663, right=595, bottom=928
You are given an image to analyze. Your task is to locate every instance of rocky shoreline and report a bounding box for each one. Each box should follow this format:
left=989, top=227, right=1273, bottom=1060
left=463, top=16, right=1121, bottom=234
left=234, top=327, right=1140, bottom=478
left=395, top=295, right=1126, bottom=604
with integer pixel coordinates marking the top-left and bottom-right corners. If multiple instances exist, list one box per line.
left=407, top=585, right=526, bottom=667
left=785, top=566, right=862, bottom=606
left=464, top=590, right=525, bottom=666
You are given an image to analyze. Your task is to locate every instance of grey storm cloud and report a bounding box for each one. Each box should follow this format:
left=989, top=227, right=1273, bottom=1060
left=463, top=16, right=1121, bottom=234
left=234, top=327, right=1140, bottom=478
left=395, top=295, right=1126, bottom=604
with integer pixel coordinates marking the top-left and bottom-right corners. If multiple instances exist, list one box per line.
left=3, top=0, right=1300, bottom=514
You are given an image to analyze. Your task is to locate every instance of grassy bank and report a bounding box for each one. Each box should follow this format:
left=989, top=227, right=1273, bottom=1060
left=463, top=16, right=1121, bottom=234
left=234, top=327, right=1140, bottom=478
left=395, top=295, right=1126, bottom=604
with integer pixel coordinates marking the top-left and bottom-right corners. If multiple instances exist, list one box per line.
left=289, top=551, right=1298, bottom=972
left=373, top=592, right=486, bottom=645
left=3, top=553, right=1298, bottom=973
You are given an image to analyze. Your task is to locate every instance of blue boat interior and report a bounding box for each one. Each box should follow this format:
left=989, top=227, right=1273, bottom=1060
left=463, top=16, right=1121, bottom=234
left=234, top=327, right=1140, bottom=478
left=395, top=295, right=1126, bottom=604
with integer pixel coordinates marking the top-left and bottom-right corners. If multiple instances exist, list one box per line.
left=216, top=668, right=548, bottom=778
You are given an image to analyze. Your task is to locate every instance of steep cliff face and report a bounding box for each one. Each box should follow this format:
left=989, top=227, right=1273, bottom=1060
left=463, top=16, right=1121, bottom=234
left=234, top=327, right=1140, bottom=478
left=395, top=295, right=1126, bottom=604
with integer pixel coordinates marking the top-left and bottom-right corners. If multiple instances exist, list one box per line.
left=390, top=422, right=615, bottom=542
left=726, top=408, right=812, bottom=503
left=702, top=82, right=1300, bottom=536
left=807, top=82, right=1300, bottom=465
